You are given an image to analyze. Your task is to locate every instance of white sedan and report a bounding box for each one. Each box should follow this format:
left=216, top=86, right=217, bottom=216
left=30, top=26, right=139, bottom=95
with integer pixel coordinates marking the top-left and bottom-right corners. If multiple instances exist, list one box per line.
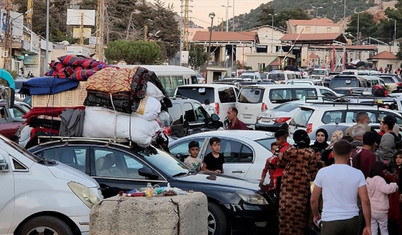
left=169, top=130, right=280, bottom=183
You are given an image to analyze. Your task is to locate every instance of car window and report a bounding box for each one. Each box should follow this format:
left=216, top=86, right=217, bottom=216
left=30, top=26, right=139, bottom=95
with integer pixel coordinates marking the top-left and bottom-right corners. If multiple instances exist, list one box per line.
left=168, top=103, right=184, bottom=125
left=9, top=106, right=25, bottom=118
left=218, top=88, right=236, bottom=103
left=270, top=89, right=292, bottom=103
left=322, top=111, right=343, bottom=124
left=238, top=87, right=264, bottom=103
left=93, top=148, right=153, bottom=179
left=268, top=73, right=285, bottom=81
left=378, top=112, right=402, bottom=125
left=170, top=138, right=205, bottom=160
left=345, top=111, right=376, bottom=123
left=320, top=89, right=336, bottom=98
left=35, top=146, right=87, bottom=173
left=382, top=77, right=394, bottom=83
left=204, top=139, right=253, bottom=163
left=193, top=102, right=208, bottom=123
left=290, top=108, right=313, bottom=127
left=295, top=88, right=317, bottom=100
left=176, top=87, right=215, bottom=104
left=330, top=78, right=360, bottom=88
left=255, top=138, right=275, bottom=151
left=183, top=102, right=197, bottom=122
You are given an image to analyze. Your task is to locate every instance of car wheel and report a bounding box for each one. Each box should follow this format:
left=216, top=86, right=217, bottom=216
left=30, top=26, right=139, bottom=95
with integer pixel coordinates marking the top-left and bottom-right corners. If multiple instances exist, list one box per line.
left=208, top=202, right=227, bottom=235
left=16, top=216, right=73, bottom=235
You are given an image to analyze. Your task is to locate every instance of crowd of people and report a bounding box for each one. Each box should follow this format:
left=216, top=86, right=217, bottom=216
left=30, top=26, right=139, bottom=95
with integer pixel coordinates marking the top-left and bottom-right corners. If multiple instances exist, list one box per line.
left=180, top=106, right=402, bottom=234
left=258, top=111, right=402, bottom=235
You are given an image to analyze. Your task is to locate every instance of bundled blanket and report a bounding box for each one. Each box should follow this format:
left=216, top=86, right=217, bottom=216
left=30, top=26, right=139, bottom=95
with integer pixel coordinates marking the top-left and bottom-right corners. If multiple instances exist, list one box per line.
left=19, top=77, right=79, bottom=95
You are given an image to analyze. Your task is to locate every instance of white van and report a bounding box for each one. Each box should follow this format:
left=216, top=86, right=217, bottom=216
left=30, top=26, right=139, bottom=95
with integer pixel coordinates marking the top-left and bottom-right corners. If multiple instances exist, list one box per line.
left=175, top=84, right=238, bottom=121
left=240, top=72, right=262, bottom=82
left=236, top=85, right=340, bottom=127
left=0, top=136, right=102, bottom=234
left=268, top=70, right=302, bottom=84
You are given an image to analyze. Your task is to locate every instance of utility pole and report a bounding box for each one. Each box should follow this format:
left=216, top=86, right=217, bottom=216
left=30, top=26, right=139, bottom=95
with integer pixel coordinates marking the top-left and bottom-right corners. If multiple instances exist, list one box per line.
left=221, top=0, right=231, bottom=32
left=4, top=0, right=11, bottom=70
left=232, top=0, right=235, bottom=31
left=183, top=0, right=189, bottom=51
left=79, top=13, right=84, bottom=45
left=27, top=0, right=33, bottom=30
left=95, top=0, right=104, bottom=61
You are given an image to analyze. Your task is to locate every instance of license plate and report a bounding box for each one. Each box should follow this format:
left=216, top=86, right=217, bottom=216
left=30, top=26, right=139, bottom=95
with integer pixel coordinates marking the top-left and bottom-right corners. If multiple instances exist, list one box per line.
left=243, top=114, right=252, bottom=119
left=261, top=117, right=273, bottom=123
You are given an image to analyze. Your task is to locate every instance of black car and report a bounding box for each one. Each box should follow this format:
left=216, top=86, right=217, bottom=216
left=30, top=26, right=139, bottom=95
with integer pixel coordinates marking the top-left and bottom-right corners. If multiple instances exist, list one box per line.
left=28, top=138, right=277, bottom=235
left=167, top=98, right=222, bottom=138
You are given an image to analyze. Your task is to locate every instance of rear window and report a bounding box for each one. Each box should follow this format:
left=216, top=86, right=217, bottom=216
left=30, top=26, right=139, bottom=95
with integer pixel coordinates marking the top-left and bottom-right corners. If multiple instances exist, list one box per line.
left=268, top=73, right=285, bottom=81
left=269, top=89, right=292, bottom=103
left=330, top=78, right=360, bottom=88
left=255, top=138, right=275, bottom=151
left=238, top=87, right=264, bottom=103
left=290, top=108, right=313, bottom=127
left=218, top=88, right=236, bottom=103
left=176, top=87, right=215, bottom=104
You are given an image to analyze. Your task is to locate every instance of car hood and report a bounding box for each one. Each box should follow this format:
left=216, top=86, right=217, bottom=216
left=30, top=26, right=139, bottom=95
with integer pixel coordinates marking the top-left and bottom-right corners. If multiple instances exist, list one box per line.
left=47, top=162, right=99, bottom=188
left=175, top=172, right=260, bottom=191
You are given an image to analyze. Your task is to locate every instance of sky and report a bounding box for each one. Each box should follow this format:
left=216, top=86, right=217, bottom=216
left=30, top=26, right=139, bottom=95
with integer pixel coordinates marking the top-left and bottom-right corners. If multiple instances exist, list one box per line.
left=162, top=0, right=269, bottom=28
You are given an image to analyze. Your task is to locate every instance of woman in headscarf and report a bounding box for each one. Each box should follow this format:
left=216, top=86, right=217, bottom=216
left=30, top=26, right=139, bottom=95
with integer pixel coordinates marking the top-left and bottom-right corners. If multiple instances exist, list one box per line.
left=277, top=130, right=321, bottom=235
left=311, top=128, right=329, bottom=153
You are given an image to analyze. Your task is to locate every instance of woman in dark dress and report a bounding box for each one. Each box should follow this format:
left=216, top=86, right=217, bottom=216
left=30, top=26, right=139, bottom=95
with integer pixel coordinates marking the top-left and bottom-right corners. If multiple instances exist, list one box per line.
left=278, top=130, right=321, bottom=235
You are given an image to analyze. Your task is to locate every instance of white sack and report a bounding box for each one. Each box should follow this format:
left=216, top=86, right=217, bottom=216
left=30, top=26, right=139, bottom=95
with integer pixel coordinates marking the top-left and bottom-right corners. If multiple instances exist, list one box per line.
left=83, top=107, right=161, bottom=147
left=134, top=96, right=161, bottom=121
left=146, top=81, right=164, bottom=101
left=17, top=124, right=33, bottom=148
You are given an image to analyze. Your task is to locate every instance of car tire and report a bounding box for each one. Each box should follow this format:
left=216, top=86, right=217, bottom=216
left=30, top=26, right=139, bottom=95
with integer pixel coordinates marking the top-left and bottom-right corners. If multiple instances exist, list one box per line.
left=208, top=202, right=227, bottom=235
left=16, top=215, right=73, bottom=235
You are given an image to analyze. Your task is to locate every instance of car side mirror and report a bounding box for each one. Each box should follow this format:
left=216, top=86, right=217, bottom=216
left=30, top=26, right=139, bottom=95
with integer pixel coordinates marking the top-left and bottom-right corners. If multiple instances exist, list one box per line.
left=0, top=155, right=9, bottom=171
left=139, top=167, right=159, bottom=180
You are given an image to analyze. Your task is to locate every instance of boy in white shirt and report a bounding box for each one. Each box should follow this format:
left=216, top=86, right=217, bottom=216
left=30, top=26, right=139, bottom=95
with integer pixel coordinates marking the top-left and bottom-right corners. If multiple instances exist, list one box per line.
left=311, top=139, right=371, bottom=235
left=184, top=141, right=202, bottom=171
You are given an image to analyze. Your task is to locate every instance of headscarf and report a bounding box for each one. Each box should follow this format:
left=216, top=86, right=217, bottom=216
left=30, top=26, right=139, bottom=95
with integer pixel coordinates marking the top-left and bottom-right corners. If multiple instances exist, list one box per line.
left=293, top=129, right=310, bottom=148
left=326, top=130, right=343, bottom=149
left=311, top=128, right=329, bottom=152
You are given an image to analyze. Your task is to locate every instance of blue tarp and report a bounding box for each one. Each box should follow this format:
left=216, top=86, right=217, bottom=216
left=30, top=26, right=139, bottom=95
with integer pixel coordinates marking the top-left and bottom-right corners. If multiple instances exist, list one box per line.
left=19, top=76, right=79, bottom=95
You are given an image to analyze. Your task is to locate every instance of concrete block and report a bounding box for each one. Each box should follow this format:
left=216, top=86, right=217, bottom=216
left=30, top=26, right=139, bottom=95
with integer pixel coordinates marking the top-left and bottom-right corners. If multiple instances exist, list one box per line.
left=90, top=192, right=208, bottom=235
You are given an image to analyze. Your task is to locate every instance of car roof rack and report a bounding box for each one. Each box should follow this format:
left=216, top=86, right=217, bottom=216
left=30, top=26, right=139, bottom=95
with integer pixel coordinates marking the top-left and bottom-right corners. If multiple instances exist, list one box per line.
left=36, top=136, right=135, bottom=149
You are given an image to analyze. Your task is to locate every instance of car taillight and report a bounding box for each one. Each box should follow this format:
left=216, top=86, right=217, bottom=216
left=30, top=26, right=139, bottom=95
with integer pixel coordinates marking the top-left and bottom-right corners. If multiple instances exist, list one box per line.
left=397, top=82, right=402, bottom=87
left=261, top=102, right=268, bottom=112
left=163, top=126, right=171, bottom=136
left=306, top=123, right=313, bottom=134
left=274, top=117, right=291, bottom=123
left=215, top=103, right=220, bottom=115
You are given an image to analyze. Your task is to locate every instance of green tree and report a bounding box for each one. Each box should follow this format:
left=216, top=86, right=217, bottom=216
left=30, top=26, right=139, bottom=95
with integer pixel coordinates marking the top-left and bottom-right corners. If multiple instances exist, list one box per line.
left=257, top=4, right=275, bottom=26
left=346, top=12, right=377, bottom=40
left=105, top=40, right=160, bottom=64
left=189, top=44, right=208, bottom=70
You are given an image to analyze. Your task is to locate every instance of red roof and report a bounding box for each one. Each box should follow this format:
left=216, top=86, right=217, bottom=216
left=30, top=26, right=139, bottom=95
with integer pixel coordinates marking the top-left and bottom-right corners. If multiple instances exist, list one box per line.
left=280, top=33, right=347, bottom=43
left=192, top=31, right=257, bottom=42
left=370, top=51, right=398, bottom=60
left=289, top=18, right=339, bottom=27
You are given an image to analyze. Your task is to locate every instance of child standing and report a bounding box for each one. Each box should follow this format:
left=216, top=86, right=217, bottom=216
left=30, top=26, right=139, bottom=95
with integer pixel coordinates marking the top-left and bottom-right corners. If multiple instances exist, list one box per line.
left=201, top=137, right=224, bottom=174
left=184, top=141, right=202, bottom=171
left=259, top=142, right=278, bottom=192
left=367, top=161, right=398, bottom=235
left=384, top=150, right=402, bottom=234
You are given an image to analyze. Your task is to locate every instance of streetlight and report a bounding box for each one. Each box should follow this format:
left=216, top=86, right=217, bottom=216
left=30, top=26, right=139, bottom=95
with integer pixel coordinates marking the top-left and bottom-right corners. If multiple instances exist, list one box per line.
left=356, top=12, right=360, bottom=45
left=312, top=6, right=323, bottom=18
left=268, top=13, right=277, bottom=53
left=208, top=12, right=215, bottom=56
left=221, top=0, right=231, bottom=32
left=45, top=0, right=50, bottom=75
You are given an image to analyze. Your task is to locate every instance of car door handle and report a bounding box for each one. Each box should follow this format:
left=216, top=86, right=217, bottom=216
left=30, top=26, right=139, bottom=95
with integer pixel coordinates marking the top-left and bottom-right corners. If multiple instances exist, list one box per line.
left=232, top=170, right=245, bottom=173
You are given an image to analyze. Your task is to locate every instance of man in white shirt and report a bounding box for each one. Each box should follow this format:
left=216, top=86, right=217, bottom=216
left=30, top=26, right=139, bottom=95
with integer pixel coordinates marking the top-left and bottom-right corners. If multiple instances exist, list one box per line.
left=311, top=140, right=371, bottom=235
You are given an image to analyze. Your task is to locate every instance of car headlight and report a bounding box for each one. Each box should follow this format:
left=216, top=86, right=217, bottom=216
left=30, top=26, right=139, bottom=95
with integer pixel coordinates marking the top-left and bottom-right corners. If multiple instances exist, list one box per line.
left=68, top=181, right=101, bottom=209
left=237, top=191, right=268, bottom=205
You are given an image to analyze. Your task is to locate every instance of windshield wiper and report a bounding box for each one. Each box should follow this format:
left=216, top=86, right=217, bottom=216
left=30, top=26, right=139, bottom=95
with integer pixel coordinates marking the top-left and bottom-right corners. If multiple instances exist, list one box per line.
left=172, top=172, right=188, bottom=177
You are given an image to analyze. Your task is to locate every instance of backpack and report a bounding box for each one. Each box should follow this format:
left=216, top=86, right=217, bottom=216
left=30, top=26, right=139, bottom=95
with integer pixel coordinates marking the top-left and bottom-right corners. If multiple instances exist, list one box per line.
left=390, top=132, right=402, bottom=148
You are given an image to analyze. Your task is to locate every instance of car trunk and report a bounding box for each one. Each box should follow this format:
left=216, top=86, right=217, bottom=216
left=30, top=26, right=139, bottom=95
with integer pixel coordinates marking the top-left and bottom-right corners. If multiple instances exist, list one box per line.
left=236, top=87, right=266, bottom=126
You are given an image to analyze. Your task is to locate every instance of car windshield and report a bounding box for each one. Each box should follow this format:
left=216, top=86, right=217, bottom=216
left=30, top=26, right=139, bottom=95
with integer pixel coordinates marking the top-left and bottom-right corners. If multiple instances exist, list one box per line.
left=137, top=147, right=189, bottom=176
left=290, top=108, right=314, bottom=127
